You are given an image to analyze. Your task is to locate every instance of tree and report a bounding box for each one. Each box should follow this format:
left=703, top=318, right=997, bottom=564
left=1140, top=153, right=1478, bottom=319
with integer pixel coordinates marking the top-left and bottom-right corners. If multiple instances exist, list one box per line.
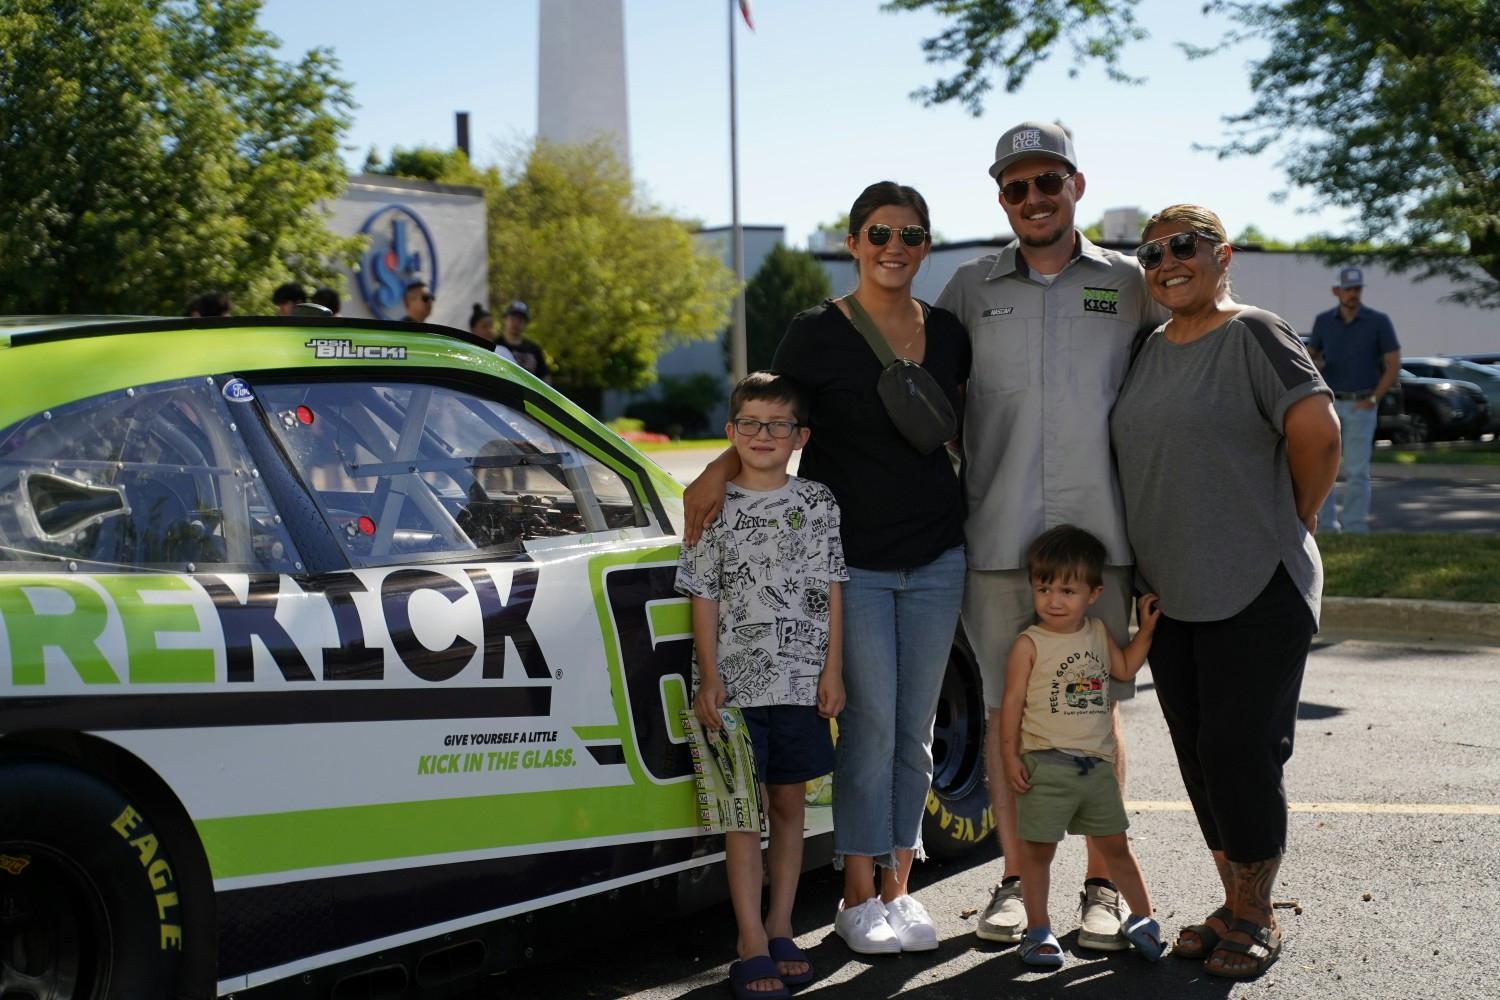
left=883, top=0, right=1147, bottom=115
left=367, top=146, right=476, bottom=184
left=887, top=0, right=1500, bottom=306
left=0, top=0, right=359, bottom=315
left=744, top=244, right=832, bottom=372
left=388, top=139, right=736, bottom=407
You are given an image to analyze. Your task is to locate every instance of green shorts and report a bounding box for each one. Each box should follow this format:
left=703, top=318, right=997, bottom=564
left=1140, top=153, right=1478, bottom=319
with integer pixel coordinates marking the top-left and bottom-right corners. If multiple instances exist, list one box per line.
left=1014, top=751, right=1129, bottom=843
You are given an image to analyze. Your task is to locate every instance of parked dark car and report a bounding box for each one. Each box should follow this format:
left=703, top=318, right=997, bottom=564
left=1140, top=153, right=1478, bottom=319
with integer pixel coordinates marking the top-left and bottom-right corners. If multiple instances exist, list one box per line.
left=1394, top=369, right=1490, bottom=441
left=1300, top=336, right=1490, bottom=443
left=1402, top=356, right=1500, bottom=434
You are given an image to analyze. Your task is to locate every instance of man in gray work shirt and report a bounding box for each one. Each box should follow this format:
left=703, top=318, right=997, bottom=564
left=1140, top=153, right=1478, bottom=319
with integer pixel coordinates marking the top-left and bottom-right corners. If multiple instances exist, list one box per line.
left=936, top=120, right=1168, bottom=950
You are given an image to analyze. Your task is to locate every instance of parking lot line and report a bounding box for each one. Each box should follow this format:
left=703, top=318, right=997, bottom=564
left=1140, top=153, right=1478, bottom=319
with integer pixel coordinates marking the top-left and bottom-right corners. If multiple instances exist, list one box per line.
left=1127, top=800, right=1500, bottom=815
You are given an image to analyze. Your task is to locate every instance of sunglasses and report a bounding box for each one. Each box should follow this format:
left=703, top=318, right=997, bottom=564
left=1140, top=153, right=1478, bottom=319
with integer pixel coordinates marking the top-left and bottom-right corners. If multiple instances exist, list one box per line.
left=731, top=418, right=799, bottom=439
left=861, top=224, right=929, bottom=248
left=1135, top=231, right=1220, bottom=270
left=999, top=169, right=1074, bottom=205
left=419, top=293, right=435, bottom=303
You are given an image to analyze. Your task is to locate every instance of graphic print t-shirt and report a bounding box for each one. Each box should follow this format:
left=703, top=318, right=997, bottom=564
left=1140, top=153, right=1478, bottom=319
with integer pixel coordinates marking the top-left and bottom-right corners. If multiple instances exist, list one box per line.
left=1019, top=618, right=1118, bottom=761
left=675, top=477, right=848, bottom=707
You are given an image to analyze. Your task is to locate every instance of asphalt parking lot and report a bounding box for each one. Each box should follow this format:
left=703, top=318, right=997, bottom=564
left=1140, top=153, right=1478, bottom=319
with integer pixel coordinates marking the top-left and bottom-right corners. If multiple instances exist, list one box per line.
left=463, top=635, right=1499, bottom=1000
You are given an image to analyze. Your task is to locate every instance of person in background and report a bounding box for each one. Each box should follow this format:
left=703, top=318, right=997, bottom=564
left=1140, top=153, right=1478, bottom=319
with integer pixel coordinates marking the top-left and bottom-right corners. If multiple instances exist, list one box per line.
left=185, top=291, right=232, bottom=317
left=685, top=181, right=969, bottom=957
left=401, top=281, right=434, bottom=323
left=935, top=119, right=1169, bottom=951
left=469, top=304, right=517, bottom=363
left=1110, top=203, right=1340, bottom=980
left=1307, top=267, right=1400, bottom=534
left=271, top=282, right=306, bottom=316
left=310, top=287, right=341, bottom=316
left=499, top=301, right=551, bottom=384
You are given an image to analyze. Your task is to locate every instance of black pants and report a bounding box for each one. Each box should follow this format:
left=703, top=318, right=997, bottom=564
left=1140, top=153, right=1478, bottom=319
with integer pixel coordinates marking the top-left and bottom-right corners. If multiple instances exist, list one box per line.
left=1148, top=564, right=1313, bottom=863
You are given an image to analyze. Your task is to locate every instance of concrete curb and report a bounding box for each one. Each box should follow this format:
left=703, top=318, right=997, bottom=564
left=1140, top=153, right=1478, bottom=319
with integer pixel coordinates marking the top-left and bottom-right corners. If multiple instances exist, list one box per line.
left=1322, top=596, right=1500, bottom=646
left=1370, top=462, right=1500, bottom=481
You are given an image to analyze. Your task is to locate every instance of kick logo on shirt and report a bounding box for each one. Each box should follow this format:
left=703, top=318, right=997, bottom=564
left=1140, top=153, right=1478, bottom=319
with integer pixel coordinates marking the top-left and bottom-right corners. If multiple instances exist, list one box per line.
left=1082, top=287, right=1120, bottom=315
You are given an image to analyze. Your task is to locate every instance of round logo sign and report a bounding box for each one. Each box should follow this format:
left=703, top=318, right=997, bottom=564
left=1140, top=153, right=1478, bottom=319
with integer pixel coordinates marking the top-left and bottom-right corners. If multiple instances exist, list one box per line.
left=357, top=204, right=440, bottom=321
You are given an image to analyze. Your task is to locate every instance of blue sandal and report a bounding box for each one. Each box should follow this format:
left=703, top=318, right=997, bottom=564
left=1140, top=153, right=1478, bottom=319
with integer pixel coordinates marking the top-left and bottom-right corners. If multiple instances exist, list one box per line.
left=767, top=937, right=815, bottom=986
left=727, top=955, right=789, bottom=999
left=1123, top=915, right=1168, bottom=960
left=1018, top=926, right=1064, bottom=968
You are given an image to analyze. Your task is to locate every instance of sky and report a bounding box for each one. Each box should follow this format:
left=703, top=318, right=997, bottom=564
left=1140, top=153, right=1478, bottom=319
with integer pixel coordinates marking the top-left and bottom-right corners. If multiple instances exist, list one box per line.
left=255, top=0, right=1350, bottom=250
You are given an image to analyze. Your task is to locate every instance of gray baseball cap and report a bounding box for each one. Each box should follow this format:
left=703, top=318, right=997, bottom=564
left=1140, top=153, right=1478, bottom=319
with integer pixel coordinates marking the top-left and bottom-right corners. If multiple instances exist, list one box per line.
left=1337, top=267, right=1364, bottom=289
left=989, top=120, right=1078, bottom=180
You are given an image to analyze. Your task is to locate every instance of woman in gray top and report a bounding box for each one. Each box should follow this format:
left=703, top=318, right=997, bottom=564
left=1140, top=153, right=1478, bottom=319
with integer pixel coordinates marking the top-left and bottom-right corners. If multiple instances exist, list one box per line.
left=1109, top=204, right=1339, bottom=981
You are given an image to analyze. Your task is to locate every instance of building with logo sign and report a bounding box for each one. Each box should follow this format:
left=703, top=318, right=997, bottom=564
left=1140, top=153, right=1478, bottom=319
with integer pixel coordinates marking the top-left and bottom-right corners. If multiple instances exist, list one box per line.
left=327, top=176, right=489, bottom=330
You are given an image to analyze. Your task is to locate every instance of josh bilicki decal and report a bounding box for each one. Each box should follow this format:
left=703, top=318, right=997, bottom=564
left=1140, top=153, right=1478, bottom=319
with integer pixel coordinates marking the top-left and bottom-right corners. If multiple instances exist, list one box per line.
left=1082, top=287, right=1120, bottom=315
left=305, top=339, right=409, bottom=360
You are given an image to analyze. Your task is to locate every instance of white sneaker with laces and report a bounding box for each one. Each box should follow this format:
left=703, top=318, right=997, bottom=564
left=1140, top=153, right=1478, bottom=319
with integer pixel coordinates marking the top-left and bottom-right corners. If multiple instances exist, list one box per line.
left=883, top=894, right=940, bottom=951
left=976, top=880, right=1025, bottom=943
left=835, top=897, right=902, bottom=954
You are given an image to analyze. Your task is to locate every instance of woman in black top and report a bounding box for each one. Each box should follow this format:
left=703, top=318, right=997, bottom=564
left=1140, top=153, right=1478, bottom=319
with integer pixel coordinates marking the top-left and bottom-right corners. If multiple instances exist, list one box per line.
left=684, top=182, right=969, bottom=960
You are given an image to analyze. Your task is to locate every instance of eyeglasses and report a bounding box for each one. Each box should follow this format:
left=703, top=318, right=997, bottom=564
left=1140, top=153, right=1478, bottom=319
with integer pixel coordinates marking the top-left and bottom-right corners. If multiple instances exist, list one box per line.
left=731, top=418, right=799, bottom=439
left=419, top=293, right=435, bottom=303
left=861, top=224, right=929, bottom=248
left=1135, top=231, right=1220, bottom=270
left=999, top=170, right=1075, bottom=205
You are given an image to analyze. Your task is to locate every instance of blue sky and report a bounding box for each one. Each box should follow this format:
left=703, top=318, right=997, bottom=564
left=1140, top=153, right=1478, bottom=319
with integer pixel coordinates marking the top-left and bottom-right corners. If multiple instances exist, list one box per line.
left=256, top=0, right=1346, bottom=249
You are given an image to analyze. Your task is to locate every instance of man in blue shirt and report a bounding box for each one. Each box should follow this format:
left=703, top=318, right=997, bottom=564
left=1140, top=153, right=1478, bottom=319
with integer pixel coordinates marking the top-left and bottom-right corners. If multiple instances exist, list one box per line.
left=1308, top=267, right=1401, bottom=533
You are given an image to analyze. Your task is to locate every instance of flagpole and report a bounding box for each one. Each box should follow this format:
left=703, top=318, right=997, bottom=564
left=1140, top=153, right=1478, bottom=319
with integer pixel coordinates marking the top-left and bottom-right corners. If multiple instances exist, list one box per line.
left=728, top=0, right=747, bottom=382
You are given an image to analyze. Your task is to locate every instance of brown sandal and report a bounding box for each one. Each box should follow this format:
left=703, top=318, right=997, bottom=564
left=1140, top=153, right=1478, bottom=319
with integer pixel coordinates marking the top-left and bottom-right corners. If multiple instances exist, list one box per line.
left=1204, top=918, right=1282, bottom=979
left=1172, top=906, right=1233, bottom=960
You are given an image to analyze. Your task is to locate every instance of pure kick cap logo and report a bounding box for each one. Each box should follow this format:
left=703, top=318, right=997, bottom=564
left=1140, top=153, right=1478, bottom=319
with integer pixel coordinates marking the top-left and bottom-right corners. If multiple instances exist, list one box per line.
left=1082, top=287, right=1120, bottom=315
left=1014, top=128, right=1043, bottom=153
left=358, top=204, right=439, bottom=321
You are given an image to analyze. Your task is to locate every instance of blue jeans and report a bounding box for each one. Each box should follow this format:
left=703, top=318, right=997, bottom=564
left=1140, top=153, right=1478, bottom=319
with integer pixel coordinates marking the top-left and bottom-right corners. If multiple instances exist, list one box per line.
left=832, top=545, right=965, bottom=869
left=1319, top=399, right=1377, bottom=533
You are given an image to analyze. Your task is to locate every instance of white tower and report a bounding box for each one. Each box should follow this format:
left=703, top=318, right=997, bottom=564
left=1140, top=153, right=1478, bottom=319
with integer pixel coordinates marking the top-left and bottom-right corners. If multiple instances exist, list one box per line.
left=537, top=0, right=630, bottom=165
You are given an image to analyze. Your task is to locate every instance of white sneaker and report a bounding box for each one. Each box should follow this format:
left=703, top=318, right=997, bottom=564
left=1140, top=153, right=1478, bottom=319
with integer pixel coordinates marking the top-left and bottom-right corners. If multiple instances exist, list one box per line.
left=976, top=880, right=1025, bottom=943
left=835, top=897, right=901, bottom=954
left=883, top=894, right=940, bottom=951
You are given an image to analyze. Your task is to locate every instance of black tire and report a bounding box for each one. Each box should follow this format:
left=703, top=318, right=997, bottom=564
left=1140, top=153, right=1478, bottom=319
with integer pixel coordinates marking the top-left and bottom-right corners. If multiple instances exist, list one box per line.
left=0, top=761, right=187, bottom=999
left=922, top=631, right=995, bottom=860
left=1403, top=408, right=1432, bottom=444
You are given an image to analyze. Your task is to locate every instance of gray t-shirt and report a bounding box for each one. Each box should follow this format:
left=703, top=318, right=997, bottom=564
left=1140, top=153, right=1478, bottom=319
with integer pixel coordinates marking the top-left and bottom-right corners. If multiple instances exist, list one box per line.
left=674, top=477, right=849, bottom=706
left=1109, top=307, right=1331, bottom=624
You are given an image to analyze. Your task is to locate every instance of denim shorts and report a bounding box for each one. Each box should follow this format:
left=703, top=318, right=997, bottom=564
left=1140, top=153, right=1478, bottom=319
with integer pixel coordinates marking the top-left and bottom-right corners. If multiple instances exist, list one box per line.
left=1014, top=751, right=1129, bottom=843
left=740, top=705, right=835, bottom=786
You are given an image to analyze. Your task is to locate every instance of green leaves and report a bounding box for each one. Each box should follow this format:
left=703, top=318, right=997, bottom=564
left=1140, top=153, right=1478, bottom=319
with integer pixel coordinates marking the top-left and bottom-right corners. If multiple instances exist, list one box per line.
left=885, top=0, right=1148, bottom=115
left=0, top=0, right=359, bottom=314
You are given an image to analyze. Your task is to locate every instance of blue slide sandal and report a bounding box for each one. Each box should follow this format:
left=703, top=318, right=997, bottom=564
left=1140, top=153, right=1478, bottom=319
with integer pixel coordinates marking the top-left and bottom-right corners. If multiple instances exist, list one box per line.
left=728, top=955, right=790, bottom=999
left=767, top=937, right=815, bottom=986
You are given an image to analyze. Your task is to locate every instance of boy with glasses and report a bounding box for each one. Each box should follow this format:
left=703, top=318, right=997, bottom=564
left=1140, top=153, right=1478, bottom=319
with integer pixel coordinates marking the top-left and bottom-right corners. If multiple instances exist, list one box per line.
left=676, top=371, right=847, bottom=998
left=936, top=119, right=1169, bottom=951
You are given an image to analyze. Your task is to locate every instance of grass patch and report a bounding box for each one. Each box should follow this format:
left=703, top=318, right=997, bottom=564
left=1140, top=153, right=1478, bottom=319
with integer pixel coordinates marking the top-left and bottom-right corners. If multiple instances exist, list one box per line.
left=1373, top=441, right=1500, bottom=466
left=632, top=438, right=726, bottom=452
left=1320, top=534, right=1500, bottom=603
